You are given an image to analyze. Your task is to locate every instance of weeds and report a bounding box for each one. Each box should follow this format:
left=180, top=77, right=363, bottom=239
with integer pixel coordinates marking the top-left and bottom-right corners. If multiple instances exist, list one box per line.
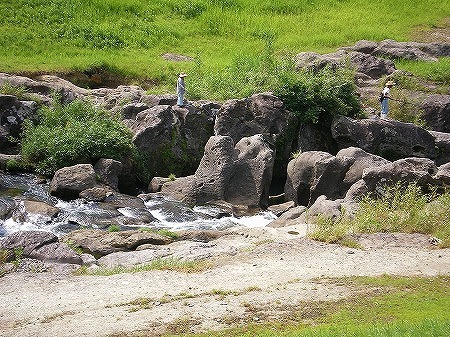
left=308, top=183, right=450, bottom=247
left=74, top=257, right=211, bottom=276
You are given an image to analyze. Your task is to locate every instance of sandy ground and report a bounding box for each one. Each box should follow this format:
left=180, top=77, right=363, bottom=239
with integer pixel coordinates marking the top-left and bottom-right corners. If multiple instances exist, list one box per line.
left=1, top=225, right=449, bottom=337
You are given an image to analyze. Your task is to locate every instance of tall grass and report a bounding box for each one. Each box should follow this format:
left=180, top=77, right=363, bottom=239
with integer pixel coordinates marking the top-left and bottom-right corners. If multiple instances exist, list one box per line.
left=0, top=0, right=448, bottom=98
left=308, top=183, right=450, bottom=247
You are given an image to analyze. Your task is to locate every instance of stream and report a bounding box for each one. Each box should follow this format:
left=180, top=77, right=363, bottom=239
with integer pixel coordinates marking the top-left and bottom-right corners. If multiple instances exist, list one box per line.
left=0, top=172, right=276, bottom=237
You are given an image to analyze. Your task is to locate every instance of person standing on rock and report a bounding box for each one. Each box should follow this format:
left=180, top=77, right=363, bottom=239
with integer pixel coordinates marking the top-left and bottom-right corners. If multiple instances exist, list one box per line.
left=177, top=72, right=187, bottom=107
left=380, top=80, right=396, bottom=119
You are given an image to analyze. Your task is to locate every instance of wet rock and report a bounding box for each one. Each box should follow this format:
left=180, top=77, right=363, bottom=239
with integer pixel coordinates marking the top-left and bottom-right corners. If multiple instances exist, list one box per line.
left=22, top=200, right=59, bottom=218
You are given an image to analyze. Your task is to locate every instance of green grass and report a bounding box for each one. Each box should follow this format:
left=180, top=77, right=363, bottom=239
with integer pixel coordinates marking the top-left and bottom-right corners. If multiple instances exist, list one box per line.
left=1, top=0, right=449, bottom=98
left=164, top=276, right=450, bottom=337
left=308, top=183, right=450, bottom=248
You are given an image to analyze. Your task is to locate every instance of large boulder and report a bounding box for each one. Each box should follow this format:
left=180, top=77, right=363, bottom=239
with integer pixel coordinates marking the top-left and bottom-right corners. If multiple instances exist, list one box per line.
left=342, top=40, right=450, bottom=60
left=429, top=131, right=450, bottom=166
left=435, top=162, right=450, bottom=185
left=224, top=134, right=275, bottom=208
left=331, top=116, right=437, bottom=161
left=214, top=93, right=298, bottom=179
left=421, top=95, right=450, bottom=133
left=22, top=200, right=59, bottom=218
left=373, top=39, right=449, bottom=61
left=94, top=158, right=122, bottom=191
left=126, top=104, right=214, bottom=178
left=29, top=242, right=83, bottom=265
left=336, top=147, right=391, bottom=192
left=0, top=230, right=58, bottom=256
left=63, top=229, right=173, bottom=258
left=294, top=50, right=395, bottom=79
left=345, top=157, right=445, bottom=201
left=50, top=164, right=98, bottom=200
left=284, top=151, right=353, bottom=206
left=161, top=135, right=275, bottom=209
left=297, top=122, right=337, bottom=154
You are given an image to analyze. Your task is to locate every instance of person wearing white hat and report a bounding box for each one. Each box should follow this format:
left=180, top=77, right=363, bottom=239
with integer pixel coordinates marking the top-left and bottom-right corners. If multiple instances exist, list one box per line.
left=380, top=80, right=396, bottom=119
left=177, top=72, right=187, bottom=106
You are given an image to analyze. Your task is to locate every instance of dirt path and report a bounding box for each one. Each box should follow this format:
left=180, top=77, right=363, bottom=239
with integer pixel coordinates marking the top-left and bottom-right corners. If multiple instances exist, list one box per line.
left=1, top=227, right=449, bottom=337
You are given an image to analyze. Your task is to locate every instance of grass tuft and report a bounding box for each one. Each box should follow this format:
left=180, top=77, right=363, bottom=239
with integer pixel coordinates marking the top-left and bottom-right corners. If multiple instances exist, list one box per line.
left=308, top=183, right=450, bottom=248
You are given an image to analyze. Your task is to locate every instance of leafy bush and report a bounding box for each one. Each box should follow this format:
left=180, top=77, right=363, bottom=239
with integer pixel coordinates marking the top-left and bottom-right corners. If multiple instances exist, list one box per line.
left=275, top=66, right=362, bottom=123
left=21, top=99, right=137, bottom=176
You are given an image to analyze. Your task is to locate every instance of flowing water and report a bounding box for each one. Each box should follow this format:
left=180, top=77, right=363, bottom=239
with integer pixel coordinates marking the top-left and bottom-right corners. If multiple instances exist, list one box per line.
left=0, top=173, right=276, bottom=237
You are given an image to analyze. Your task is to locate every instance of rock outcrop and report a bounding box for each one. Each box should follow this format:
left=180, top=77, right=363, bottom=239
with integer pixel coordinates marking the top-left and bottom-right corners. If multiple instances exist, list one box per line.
left=331, top=116, right=437, bottom=161
left=63, top=229, right=173, bottom=258
left=161, top=134, right=275, bottom=209
left=214, top=92, right=298, bottom=179
left=421, top=94, right=450, bottom=133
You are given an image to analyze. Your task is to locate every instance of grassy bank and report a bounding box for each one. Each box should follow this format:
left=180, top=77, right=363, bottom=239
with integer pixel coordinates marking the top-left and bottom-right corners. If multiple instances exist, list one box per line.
left=1, top=0, right=449, bottom=97
left=163, top=275, right=450, bottom=337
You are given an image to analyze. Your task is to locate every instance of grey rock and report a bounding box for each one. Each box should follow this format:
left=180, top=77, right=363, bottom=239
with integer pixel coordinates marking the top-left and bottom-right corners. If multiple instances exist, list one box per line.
left=0, top=230, right=58, bottom=256
left=97, top=248, right=172, bottom=268
left=285, top=151, right=353, bottom=206
left=429, top=131, right=450, bottom=166
left=63, top=229, right=172, bottom=258
left=331, top=115, right=437, bottom=161
left=336, top=147, right=391, bottom=192
left=421, top=95, right=450, bottom=133
left=22, top=200, right=59, bottom=218
left=30, top=242, right=83, bottom=265
left=214, top=92, right=298, bottom=179
left=94, top=158, right=122, bottom=191
left=148, top=177, right=171, bottom=193
left=50, top=164, right=97, bottom=200
left=267, top=205, right=307, bottom=228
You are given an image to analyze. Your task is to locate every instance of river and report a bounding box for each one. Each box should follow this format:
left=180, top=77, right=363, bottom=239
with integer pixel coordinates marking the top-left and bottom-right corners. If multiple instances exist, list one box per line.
left=0, top=172, right=276, bottom=237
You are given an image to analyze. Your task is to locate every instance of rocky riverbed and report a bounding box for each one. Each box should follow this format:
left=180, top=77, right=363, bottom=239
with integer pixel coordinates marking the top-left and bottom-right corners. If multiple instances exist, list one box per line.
left=1, top=227, right=449, bottom=337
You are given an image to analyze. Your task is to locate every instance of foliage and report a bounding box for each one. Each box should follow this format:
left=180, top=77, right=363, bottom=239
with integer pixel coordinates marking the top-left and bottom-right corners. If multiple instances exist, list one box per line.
left=396, top=57, right=450, bottom=86
left=107, top=224, right=121, bottom=232
left=138, top=227, right=179, bottom=239
left=275, top=66, right=362, bottom=123
left=20, top=99, right=137, bottom=176
left=0, top=83, right=38, bottom=102
left=308, top=183, right=450, bottom=247
left=5, top=159, right=30, bottom=173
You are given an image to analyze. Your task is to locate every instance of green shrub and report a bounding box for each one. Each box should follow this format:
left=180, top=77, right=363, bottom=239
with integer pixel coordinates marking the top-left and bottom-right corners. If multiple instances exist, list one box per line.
left=20, top=99, right=137, bottom=176
left=275, top=66, right=362, bottom=123
left=107, top=224, right=121, bottom=232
